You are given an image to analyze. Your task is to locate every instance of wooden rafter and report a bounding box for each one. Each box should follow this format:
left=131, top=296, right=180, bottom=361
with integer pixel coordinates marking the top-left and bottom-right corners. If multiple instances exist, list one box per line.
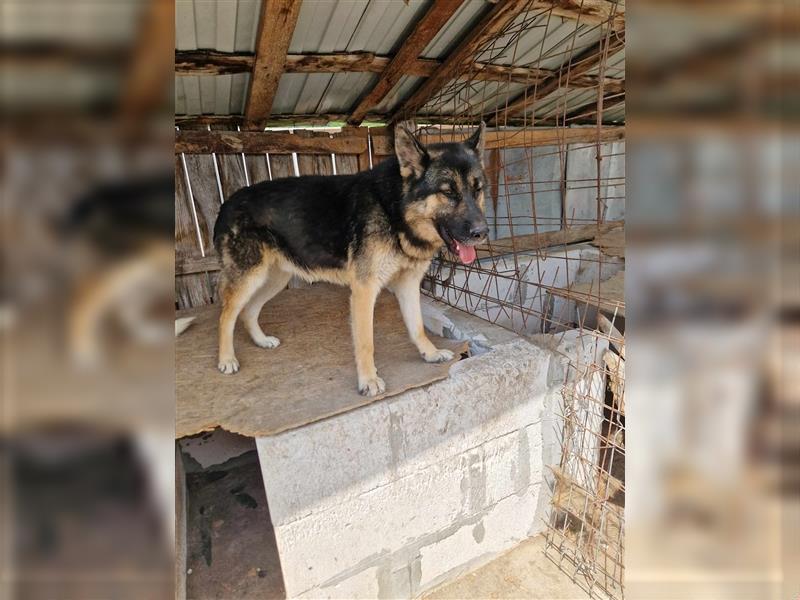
left=175, top=50, right=619, bottom=88
left=176, top=50, right=436, bottom=77
left=390, top=0, right=533, bottom=122
left=348, top=0, right=464, bottom=126
left=285, top=53, right=437, bottom=76
left=175, top=50, right=255, bottom=75
left=368, top=124, right=624, bottom=153
left=488, top=30, right=625, bottom=126
left=244, top=0, right=302, bottom=128
left=177, top=125, right=624, bottom=155
left=175, top=129, right=368, bottom=154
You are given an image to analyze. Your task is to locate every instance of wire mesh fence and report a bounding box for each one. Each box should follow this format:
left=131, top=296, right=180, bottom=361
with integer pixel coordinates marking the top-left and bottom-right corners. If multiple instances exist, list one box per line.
left=402, top=2, right=626, bottom=597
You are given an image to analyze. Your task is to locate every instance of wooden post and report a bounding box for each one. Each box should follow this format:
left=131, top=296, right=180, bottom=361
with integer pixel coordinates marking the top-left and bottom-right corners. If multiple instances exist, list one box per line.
left=244, top=0, right=303, bottom=128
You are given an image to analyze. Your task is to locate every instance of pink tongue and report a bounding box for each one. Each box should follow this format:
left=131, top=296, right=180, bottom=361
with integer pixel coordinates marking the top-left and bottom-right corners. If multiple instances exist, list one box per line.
left=454, top=241, right=477, bottom=265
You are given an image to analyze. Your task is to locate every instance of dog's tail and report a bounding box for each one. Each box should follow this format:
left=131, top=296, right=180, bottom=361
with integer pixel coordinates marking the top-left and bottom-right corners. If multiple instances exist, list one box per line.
left=175, top=316, right=195, bottom=337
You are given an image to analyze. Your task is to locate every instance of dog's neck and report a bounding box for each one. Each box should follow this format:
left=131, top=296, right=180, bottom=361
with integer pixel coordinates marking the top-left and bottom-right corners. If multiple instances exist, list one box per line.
left=397, top=230, right=441, bottom=261
left=367, top=158, right=443, bottom=262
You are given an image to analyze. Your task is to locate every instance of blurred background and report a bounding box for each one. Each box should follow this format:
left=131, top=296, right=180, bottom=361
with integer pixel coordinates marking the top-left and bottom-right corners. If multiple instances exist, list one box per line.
left=0, top=0, right=797, bottom=598
left=1, top=0, right=175, bottom=598
left=626, top=0, right=797, bottom=598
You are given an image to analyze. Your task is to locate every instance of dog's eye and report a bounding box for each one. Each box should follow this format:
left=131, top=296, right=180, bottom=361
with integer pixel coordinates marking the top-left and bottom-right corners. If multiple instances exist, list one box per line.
left=439, top=184, right=458, bottom=199
left=474, top=181, right=483, bottom=193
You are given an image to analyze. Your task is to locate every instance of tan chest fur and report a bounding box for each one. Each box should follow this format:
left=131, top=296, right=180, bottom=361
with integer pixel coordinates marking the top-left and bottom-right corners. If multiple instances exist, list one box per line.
left=269, top=233, right=435, bottom=290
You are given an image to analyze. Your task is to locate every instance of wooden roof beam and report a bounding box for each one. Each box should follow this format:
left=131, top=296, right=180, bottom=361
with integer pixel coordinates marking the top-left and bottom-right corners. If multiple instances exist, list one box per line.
left=175, top=129, right=368, bottom=154
left=348, top=0, right=465, bottom=126
left=176, top=51, right=623, bottom=92
left=244, top=0, right=302, bottom=129
left=176, top=50, right=439, bottom=77
left=389, top=0, right=533, bottom=122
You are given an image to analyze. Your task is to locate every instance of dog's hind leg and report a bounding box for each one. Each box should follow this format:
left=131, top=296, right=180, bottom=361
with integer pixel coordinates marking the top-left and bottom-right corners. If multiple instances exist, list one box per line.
left=217, top=266, right=269, bottom=374
left=240, top=267, right=292, bottom=349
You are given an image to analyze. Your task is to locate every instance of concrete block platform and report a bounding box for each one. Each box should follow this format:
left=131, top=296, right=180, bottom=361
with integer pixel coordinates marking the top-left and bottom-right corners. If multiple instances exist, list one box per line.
left=179, top=298, right=606, bottom=599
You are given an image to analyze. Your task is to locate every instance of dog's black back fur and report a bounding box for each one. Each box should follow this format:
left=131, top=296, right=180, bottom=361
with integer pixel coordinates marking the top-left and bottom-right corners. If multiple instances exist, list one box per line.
left=215, top=156, right=414, bottom=271
left=214, top=137, right=487, bottom=274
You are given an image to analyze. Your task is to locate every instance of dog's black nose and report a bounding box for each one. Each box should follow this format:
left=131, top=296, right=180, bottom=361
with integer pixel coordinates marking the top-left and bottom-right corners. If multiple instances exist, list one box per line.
left=469, top=225, right=489, bottom=240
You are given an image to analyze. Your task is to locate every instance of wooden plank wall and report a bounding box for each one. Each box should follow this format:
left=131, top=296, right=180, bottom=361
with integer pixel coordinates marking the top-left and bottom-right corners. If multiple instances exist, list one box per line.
left=174, top=127, right=380, bottom=309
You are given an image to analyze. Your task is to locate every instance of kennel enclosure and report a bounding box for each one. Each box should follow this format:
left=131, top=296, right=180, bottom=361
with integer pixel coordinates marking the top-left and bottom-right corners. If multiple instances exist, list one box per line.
left=175, top=0, right=625, bottom=597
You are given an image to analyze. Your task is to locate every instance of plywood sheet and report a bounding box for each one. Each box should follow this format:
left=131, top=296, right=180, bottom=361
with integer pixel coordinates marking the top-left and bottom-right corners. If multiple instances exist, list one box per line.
left=177, top=284, right=467, bottom=439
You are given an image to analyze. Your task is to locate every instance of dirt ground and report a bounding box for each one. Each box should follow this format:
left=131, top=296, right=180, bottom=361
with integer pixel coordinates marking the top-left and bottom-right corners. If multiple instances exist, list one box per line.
left=424, top=535, right=589, bottom=600
left=183, top=449, right=587, bottom=600
left=184, top=450, right=284, bottom=599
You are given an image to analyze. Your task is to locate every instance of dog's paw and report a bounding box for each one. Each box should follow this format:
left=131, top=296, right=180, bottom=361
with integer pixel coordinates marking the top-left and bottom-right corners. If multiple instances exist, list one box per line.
left=358, top=376, right=386, bottom=397
left=422, top=348, right=454, bottom=363
left=218, top=357, right=240, bottom=374
left=252, top=332, right=280, bottom=349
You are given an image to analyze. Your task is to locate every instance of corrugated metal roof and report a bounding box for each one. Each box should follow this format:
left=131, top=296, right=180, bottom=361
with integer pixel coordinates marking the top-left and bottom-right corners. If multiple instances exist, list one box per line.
left=176, top=73, right=250, bottom=115
left=272, top=0, right=431, bottom=115
left=174, top=0, right=625, bottom=122
left=175, top=0, right=262, bottom=52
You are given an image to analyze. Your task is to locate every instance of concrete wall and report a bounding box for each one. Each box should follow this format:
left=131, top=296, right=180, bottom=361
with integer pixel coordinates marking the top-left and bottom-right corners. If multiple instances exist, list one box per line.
left=255, top=336, right=571, bottom=599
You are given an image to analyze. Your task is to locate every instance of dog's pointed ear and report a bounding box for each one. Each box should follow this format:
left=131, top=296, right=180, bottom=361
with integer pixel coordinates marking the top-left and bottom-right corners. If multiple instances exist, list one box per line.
left=465, top=122, right=486, bottom=156
left=394, top=121, right=428, bottom=179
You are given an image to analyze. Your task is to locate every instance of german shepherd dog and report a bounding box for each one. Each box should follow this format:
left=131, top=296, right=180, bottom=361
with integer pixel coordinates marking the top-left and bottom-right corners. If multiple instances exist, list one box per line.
left=213, top=122, right=489, bottom=396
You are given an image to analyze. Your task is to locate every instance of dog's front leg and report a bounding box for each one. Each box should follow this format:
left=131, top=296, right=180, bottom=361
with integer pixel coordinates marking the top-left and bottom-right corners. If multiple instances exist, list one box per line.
left=350, top=281, right=385, bottom=396
left=392, top=270, right=454, bottom=364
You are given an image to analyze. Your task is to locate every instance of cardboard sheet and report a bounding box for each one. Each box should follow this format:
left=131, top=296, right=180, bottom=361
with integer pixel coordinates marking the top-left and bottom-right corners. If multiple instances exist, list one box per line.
left=176, top=284, right=467, bottom=439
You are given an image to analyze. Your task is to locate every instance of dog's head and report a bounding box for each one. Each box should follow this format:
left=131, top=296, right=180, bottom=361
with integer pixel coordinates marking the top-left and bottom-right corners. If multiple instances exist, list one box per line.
left=395, top=122, right=489, bottom=265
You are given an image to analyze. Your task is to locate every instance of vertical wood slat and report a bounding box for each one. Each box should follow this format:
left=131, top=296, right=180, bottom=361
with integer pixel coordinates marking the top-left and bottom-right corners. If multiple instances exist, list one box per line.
left=245, top=154, right=271, bottom=183
left=182, top=154, right=220, bottom=250
left=335, top=155, right=360, bottom=175
left=175, top=155, right=213, bottom=308
left=269, top=155, right=295, bottom=179
left=217, top=154, right=248, bottom=198
left=210, top=123, right=249, bottom=198
left=298, top=154, right=334, bottom=176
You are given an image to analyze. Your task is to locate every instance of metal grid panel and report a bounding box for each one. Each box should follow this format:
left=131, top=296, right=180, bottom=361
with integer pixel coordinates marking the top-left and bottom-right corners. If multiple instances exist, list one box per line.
left=544, top=333, right=625, bottom=600
left=412, top=6, right=626, bottom=598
